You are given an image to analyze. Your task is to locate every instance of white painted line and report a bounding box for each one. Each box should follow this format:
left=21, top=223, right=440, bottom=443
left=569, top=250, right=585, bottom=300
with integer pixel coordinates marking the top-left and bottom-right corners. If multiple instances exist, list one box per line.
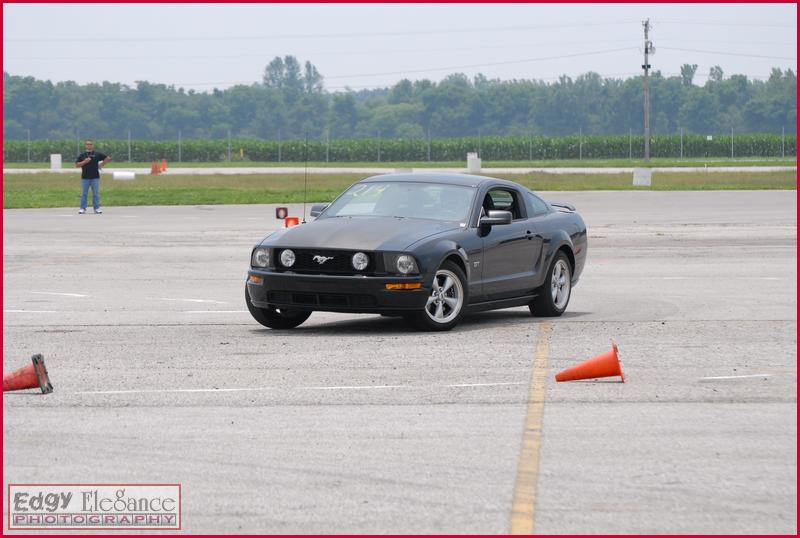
left=445, top=382, right=526, bottom=388
left=660, top=276, right=784, bottom=281
left=158, top=298, right=227, bottom=304
left=184, top=310, right=248, bottom=314
left=75, top=381, right=526, bottom=396
left=3, top=309, right=58, bottom=313
left=298, top=385, right=408, bottom=391
left=77, top=387, right=275, bottom=395
left=31, top=291, right=88, bottom=298
left=699, top=374, right=773, bottom=381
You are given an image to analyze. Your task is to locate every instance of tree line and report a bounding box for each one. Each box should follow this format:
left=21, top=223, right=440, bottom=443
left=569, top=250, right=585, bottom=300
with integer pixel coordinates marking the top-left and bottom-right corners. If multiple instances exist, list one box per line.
left=3, top=56, right=796, bottom=141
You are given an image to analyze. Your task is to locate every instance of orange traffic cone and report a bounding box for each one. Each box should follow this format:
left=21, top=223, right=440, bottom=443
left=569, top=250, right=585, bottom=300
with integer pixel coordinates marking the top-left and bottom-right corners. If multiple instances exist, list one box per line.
left=284, top=216, right=300, bottom=228
left=3, top=354, right=53, bottom=393
left=150, top=160, right=158, bottom=175
left=555, top=342, right=625, bottom=383
left=161, top=159, right=167, bottom=172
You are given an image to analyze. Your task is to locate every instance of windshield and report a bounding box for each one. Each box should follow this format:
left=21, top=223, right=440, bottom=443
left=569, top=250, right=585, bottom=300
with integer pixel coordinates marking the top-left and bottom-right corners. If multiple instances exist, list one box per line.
left=323, top=181, right=476, bottom=222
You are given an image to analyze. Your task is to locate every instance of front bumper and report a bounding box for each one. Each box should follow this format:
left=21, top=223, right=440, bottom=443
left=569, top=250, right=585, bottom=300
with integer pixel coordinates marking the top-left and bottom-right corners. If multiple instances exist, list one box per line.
left=247, top=270, right=429, bottom=313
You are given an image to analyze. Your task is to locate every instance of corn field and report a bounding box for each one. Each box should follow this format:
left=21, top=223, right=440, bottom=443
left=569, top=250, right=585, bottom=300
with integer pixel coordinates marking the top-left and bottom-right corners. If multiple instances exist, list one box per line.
left=3, top=133, right=795, bottom=163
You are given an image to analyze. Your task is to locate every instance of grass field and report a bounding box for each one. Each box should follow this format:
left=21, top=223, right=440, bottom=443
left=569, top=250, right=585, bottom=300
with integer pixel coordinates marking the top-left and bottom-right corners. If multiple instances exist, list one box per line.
left=3, top=170, right=796, bottom=209
left=3, top=156, right=797, bottom=169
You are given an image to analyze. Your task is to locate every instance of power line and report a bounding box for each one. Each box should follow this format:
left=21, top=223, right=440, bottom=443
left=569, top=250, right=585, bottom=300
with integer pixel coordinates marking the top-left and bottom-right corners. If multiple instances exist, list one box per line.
left=658, top=46, right=796, bottom=61
left=109, top=47, right=635, bottom=87
left=5, top=68, right=784, bottom=93
left=655, top=19, right=795, bottom=29
left=5, top=20, right=640, bottom=43
left=5, top=39, right=643, bottom=62
left=324, top=48, right=637, bottom=80
left=327, top=73, right=645, bottom=91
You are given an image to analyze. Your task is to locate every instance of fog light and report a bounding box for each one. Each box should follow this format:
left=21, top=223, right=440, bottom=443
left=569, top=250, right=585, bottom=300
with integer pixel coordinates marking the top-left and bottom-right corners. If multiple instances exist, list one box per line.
left=280, top=249, right=296, bottom=267
left=352, top=252, right=369, bottom=271
left=386, top=282, right=422, bottom=290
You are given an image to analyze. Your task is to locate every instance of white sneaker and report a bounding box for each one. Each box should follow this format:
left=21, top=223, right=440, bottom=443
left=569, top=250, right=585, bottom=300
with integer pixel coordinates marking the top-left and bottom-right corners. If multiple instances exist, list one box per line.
left=94, top=208, right=103, bottom=214
left=78, top=209, right=86, bottom=214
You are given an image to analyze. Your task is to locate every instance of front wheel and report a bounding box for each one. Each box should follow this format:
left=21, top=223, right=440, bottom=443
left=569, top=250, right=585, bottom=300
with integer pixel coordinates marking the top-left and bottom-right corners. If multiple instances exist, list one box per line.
left=408, top=261, right=468, bottom=331
left=530, top=252, right=572, bottom=317
left=245, top=285, right=311, bottom=329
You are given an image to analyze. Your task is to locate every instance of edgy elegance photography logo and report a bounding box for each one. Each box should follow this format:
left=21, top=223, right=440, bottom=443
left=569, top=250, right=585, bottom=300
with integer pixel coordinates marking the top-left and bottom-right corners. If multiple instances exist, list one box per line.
left=8, top=484, right=181, bottom=530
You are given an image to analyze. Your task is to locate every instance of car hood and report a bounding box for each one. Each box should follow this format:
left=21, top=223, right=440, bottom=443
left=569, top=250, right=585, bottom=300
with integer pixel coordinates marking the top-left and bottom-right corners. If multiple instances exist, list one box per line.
left=262, top=216, right=462, bottom=251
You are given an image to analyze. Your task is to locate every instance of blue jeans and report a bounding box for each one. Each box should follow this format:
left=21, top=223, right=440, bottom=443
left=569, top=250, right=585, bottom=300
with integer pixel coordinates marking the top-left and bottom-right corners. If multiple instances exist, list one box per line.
left=80, top=178, right=100, bottom=210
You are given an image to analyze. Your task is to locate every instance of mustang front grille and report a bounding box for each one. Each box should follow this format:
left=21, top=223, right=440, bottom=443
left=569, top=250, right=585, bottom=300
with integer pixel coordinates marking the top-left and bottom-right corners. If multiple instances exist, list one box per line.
left=276, top=249, right=375, bottom=274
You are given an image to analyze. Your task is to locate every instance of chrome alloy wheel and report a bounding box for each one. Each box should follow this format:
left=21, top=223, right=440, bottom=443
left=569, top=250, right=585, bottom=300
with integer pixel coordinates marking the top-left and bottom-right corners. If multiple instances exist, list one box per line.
left=425, top=269, right=464, bottom=324
left=551, top=259, right=571, bottom=310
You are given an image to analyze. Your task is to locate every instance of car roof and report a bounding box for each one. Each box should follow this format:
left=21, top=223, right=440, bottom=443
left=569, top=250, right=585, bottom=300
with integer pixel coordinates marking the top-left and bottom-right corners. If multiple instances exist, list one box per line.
left=360, top=172, right=520, bottom=189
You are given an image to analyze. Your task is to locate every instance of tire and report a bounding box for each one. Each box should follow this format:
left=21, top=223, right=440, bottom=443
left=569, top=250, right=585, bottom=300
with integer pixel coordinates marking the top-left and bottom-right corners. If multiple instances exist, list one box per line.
left=409, top=261, right=468, bottom=331
left=530, top=251, right=572, bottom=317
left=245, top=285, right=311, bottom=329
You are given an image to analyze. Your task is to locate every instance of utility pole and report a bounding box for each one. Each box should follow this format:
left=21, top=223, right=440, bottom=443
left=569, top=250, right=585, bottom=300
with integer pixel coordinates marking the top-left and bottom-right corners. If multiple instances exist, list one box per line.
left=529, top=130, right=533, bottom=161
left=427, top=127, right=431, bottom=162
left=642, top=19, right=654, bottom=162
left=782, top=126, right=785, bottom=158
left=629, top=128, right=632, bottom=159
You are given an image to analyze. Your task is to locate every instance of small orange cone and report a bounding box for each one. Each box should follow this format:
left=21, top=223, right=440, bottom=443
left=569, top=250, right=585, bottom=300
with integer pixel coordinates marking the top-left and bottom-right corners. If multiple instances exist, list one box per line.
left=284, top=216, right=300, bottom=227
left=150, top=160, right=159, bottom=175
left=3, top=354, right=54, bottom=393
left=161, top=158, right=167, bottom=172
left=555, top=342, right=625, bottom=383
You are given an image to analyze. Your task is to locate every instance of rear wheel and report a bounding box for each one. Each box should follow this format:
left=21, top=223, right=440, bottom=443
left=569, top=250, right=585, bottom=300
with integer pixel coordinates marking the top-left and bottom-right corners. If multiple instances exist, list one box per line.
left=245, top=285, right=311, bottom=329
left=409, top=261, right=467, bottom=331
left=530, top=252, right=572, bottom=317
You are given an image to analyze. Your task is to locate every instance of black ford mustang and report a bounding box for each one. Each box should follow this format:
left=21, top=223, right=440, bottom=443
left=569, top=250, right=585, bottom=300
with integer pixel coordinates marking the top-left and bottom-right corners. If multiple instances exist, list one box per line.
left=246, top=173, right=587, bottom=331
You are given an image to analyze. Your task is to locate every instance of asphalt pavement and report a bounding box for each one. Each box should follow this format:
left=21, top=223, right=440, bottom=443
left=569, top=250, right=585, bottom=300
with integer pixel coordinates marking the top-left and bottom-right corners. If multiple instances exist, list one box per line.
left=3, top=191, right=796, bottom=533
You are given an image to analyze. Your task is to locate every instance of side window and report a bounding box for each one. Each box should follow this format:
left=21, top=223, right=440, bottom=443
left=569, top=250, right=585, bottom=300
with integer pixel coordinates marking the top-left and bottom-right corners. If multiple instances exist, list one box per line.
left=484, top=188, right=524, bottom=220
left=526, top=191, right=550, bottom=216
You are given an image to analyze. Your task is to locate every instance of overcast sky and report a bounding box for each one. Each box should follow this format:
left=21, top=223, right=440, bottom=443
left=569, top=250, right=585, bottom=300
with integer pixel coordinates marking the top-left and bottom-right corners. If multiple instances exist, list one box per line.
left=3, top=3, right=796, bottom=92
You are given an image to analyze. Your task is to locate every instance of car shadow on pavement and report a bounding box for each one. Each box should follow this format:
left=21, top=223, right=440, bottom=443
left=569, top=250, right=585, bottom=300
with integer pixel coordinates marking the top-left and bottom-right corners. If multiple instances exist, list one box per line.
left=247, top=309, right=591, bottom=336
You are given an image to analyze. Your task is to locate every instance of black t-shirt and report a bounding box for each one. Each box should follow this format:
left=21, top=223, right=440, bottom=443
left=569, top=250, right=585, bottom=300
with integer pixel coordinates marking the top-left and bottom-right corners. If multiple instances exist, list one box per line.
left=76, top=151, right=107, bottom=179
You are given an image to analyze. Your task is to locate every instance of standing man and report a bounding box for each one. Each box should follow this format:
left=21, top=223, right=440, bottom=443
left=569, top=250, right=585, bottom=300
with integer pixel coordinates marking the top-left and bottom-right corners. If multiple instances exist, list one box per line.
left=75, top=139, right=111, bottom=214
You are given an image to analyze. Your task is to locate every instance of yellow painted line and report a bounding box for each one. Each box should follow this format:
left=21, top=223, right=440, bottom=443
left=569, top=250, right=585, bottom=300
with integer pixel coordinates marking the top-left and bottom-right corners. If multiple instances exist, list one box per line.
left=510, top=322, right=553, bottom=534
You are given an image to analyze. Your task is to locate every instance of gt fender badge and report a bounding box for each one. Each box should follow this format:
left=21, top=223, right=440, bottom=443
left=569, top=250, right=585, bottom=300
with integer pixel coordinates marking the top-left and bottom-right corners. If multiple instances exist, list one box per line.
left=313, top=255, right=334, bottom=264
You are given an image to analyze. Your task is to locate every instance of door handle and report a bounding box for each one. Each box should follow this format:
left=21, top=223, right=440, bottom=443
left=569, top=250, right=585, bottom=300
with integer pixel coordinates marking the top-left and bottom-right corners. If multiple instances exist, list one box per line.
left=526, top=230, right=542, bottom=241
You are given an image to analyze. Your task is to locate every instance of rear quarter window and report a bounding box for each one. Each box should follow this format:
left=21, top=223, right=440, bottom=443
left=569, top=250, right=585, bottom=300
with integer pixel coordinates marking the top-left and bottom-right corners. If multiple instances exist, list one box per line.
left=526, top=191, right=550, bottom=216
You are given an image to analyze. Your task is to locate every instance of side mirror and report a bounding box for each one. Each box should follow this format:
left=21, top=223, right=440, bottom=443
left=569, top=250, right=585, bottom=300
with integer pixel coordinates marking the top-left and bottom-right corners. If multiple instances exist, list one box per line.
left=309, top=204, right=328, bottom=218
left=479, top=209, right=512, bottom=227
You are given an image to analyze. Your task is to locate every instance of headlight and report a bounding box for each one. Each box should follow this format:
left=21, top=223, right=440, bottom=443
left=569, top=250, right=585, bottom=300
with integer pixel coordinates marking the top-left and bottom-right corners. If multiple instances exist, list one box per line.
left=280, top=249, right=296, bottom=267
left=396, top=254, right=419, bottom=275
left=352, top=252, right=369, bottom=271
left=252, top=248, right=270, bottom=268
